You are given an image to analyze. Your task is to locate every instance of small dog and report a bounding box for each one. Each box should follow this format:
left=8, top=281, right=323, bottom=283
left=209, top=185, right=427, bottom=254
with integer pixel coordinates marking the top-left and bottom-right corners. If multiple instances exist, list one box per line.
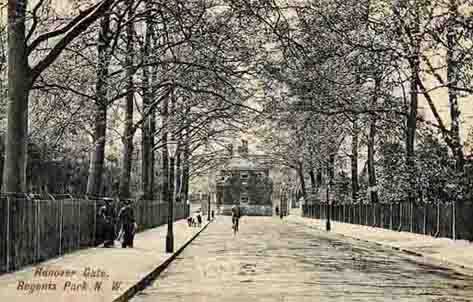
left=188, top=217, right=199, bottom=227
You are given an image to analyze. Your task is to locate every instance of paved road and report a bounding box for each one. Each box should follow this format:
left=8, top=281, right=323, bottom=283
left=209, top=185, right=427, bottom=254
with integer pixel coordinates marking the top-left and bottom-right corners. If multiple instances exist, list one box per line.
left=131, top=216, right=473, bottom=302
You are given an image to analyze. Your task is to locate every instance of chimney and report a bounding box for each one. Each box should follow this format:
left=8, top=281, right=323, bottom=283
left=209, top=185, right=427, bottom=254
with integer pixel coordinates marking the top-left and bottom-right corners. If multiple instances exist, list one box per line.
left=238, top=140, right=248, bottom=156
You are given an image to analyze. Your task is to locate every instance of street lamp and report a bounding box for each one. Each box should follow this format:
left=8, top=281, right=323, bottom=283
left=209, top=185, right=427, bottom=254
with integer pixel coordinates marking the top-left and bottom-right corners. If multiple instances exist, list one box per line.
left=280, top=186, right=285, bottom=219
left=207, top=186, right=211, bottom=221
left=206, top=140, right=212, bottom=221
left=166, top=139, right=179, bottom=253
left=207, top=168, right=212, bottom=221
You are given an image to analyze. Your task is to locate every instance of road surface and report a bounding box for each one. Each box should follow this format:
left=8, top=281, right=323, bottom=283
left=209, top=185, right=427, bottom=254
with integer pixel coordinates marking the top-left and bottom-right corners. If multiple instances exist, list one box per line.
left=131, top=216, right=473, bottom=302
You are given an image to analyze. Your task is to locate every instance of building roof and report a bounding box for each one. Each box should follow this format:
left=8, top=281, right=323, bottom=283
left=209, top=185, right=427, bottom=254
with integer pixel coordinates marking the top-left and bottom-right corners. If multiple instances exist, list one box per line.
left=223, top=156, right=263, bottom=171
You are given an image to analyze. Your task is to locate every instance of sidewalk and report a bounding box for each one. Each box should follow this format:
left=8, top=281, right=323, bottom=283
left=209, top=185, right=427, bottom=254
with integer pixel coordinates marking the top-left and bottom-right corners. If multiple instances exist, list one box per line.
left=0, top=219, right=208, bottom=302
left=287, top=211, right=473, bottom=276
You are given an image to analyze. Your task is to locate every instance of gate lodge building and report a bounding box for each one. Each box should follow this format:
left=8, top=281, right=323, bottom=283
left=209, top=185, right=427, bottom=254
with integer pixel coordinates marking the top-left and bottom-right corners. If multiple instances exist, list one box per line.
left=215, top=141, right=273, bottom=216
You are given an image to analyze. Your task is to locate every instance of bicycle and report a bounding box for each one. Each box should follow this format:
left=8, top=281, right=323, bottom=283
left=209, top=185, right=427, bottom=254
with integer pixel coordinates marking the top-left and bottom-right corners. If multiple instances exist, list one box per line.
left=232, top=216, right=239, bottom=235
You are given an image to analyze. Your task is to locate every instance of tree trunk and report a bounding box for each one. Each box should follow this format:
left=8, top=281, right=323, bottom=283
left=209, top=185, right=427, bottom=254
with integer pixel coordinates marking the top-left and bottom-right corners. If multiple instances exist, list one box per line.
left=168, top=89, right=176, bottom=203
left=297, top=162, right=307, bottom=201
left=3, top=0, right=114, bottom=193
left=141, top=105, right=155, bottom=199
left=406, top=56, right=419, bottom=205
left=309, top=169, right=316, bottom=193
left=175, top=151, right=182, bottom=200
left=118, top=1, right=135, bottom=200
left=87, top=104, right=107, bottom=197
left=147, top=113, right=155, bottom=199
left=309, top=169, right=315, bottom=188
left=316, top=168, right=322, bottom=187
left=183, top=152, right=190, bottom=203
left=351, top=117, right=359, bottom=203
left=2, top=0, right=29, bottom=268
left=447, top=0, right=464, bottom=172
left=182, top=112, right=190, bottom=203
left=161, top=96, right=169, bottom=203
left=141, top=17, right=151, bottom=199
left=86, top=14, right=111, bottom=197
left=141, top=0, right=156, bottom=200
left=3, top=0, right=30, bottom=193
left=368, top=122, right=379, bottom=204
left=368, top=79, right=380, bottom=204
left=141, top=116, right=151, bottom=198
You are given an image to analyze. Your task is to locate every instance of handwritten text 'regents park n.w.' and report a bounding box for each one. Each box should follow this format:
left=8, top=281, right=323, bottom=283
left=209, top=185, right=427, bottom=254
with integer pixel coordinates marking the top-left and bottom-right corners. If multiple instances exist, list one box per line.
left=16, top=267, right=123, bottom=294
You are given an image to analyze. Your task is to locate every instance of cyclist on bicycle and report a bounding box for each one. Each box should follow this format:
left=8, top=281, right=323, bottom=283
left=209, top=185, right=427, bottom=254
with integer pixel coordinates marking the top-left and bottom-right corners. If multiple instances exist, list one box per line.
left=231, top=205, right=240, bottom=234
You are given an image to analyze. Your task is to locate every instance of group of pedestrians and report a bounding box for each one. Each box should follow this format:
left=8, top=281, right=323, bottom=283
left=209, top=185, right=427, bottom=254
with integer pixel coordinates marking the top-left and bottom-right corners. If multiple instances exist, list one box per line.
left=187, top=209, right=216, bottom=227
left=99, top=199, right=137, bottom=248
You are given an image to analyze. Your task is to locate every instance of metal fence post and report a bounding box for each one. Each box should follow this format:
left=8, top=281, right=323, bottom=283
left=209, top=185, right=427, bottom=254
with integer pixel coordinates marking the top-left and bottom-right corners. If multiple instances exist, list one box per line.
left=423, top=204, right=426, bottom=235
left=398, top=203, right=402, bottom=231
left=409, top=202, right=414, bottom=233
left=78, top=197, right=81, bottom=248
left=358, top=202, right=361, bottom=225
left=36, top=199, right=40, bottom=262
left=453, top=201, right=456, bottom=240
left=58, top=197, right=63, bottom=255
left=375, top=203, right=377, bottom=227
left=6, top=196, right=10, bottom=272
left=436, top=202, right=440, bottom=237
left=375, top=203, right=378, bottom=227
left=93, top=199, right=97, bottom=246
left=380, top=204, right=384, bottom=228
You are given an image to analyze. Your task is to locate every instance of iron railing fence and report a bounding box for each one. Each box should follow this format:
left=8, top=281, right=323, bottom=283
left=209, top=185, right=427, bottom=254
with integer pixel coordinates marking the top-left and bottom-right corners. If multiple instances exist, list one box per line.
left=302, top=201, right=473, bottom=242
left=0, top=194, right=190, bottom=274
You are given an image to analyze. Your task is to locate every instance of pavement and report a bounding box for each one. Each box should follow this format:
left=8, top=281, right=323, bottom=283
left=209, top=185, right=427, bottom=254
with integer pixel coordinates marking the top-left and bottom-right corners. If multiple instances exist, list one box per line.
left=3, top=208, right=473, bottom=302
left=130, top=214, right=473, bottom=302
left=0, top=218, right=209, bottom=302
left=287, top=208, right=473, bottom=276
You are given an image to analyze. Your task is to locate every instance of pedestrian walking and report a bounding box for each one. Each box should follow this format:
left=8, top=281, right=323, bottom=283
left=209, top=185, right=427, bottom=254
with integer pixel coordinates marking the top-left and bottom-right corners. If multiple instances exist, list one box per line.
left=99, top=198, right=116, bottom=248
left=187, top=216, right=193, bottom=227
left=197, top=213, right=202, bottom=226
left=275, top=206, right=279, bottom=216
left=211, top=210, right=215, bottom=220
left=118, top=200, right=137, bottom=248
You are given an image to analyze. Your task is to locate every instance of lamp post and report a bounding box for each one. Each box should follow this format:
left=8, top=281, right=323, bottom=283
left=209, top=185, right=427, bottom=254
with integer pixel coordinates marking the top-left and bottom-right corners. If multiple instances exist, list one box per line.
left=207, top=190, right=211, bottom=221
left=207, top=169, right=212, bottom=221
left=280, top=187, right=285, bottom=219
left=166, top=139, right=178, bottom=253
left=326, top=179, right=331, bottom=231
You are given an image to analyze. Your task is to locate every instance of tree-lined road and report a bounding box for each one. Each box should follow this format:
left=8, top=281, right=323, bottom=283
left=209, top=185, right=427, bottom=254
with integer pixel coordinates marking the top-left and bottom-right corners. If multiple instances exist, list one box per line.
left=131, top=216, right=473, bottom=302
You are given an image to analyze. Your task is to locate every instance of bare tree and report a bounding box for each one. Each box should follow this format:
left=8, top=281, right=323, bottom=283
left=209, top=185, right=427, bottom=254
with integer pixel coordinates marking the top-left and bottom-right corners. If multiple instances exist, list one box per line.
left=4, top=0, right=116, bottom=193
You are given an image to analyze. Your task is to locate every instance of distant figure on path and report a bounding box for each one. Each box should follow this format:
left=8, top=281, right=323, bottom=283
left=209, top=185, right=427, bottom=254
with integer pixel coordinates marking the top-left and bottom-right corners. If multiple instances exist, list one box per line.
left=211, top=210, right=215, bottom=220
left=275, top=206, right=279, bottom=216
left=197, top=213, right=202, bottom=226
left=99, top=198, right=116, bottom=247
left=187, top=216, right=193, bottom=227
left=118, top=200, right=137, bottom=248
left=231, top=205, right=240, bottom=234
